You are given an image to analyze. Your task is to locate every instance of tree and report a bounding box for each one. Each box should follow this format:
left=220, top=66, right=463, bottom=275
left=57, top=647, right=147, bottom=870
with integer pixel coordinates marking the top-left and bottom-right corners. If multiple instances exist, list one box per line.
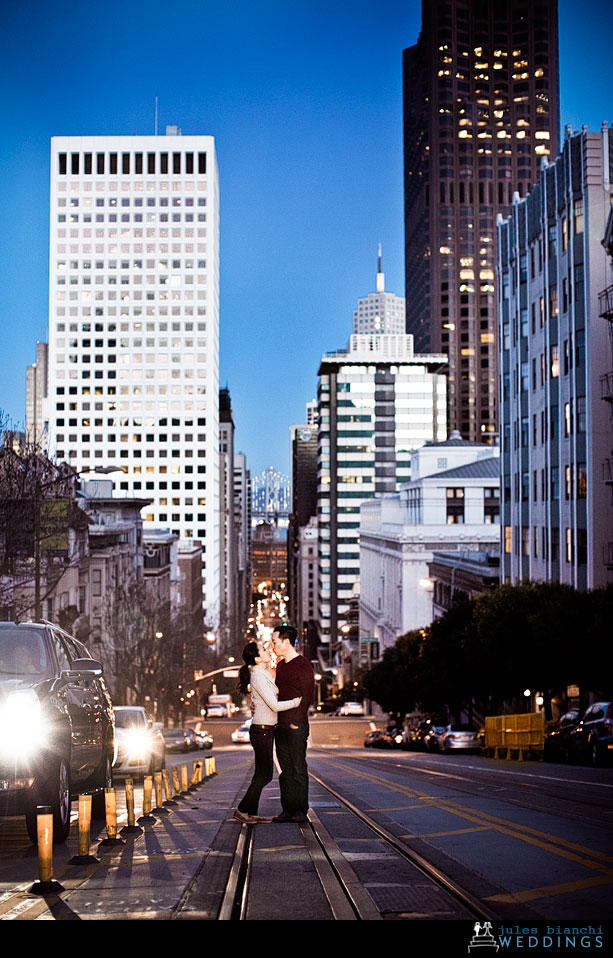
left=0, top=429, right=88, bottom=622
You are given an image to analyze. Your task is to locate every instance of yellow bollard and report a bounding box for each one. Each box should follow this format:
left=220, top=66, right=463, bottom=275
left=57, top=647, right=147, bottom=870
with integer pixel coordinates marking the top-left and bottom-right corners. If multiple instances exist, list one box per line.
left=162, top=768, right=173, bottom=802
left=78, top=793, right=92, bottom=856
left=205, top=755, right=216, bottom=777
left=181, top=763, right=188, bottom=793
left=198, top=760, right=204, bottom=783
left=171, top=765, right=181, bottom=796
left=104, top=787, right=117, bottom=839
left=190, top=761, right=200, bottom=786
left=120, top=778, right=143, bottom=836
left=37, top=809, right=54, bottom=883
left=143, top=775, right=153, bottom=815
left=29, top=805, right=64, bottom=894
left=154, top=771, right=163, bottom=808
left=125, top=779, right=136, bottom=827
left=138, top=774, right=156, bottom=824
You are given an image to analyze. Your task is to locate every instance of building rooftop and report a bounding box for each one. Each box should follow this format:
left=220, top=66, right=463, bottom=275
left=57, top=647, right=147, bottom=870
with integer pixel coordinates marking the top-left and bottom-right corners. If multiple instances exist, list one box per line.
left=426, top=457, right=500, bottom=482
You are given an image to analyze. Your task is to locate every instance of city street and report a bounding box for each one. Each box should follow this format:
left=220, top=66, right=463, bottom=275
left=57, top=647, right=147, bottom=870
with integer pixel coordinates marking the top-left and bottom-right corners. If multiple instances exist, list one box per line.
left=0, top=729, right=611, bottom=921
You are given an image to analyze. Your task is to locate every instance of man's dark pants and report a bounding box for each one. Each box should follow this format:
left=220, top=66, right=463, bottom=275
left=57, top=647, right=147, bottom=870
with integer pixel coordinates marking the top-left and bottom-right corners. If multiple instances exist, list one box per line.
left=274, top=724, right=309, bottom=816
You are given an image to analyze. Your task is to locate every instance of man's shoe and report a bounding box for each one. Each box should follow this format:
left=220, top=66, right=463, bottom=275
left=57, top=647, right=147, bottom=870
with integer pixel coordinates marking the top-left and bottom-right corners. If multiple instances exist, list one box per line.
left=291, top=813, right=308, bottom=823
left=234, top=810, right=260, bottom=824
left=272, top=812, right=295, bottom=823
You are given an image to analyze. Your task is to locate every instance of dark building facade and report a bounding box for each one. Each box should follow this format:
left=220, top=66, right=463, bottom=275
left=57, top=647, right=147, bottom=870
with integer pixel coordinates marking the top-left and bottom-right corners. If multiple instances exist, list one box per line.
left=287, top=423, right=319, bottom=645
left=404, top=0, right=560, bottom=442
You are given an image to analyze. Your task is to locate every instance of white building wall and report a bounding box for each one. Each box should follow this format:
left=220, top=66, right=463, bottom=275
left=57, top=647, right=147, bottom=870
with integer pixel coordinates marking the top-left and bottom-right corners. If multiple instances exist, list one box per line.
left=45, top=132, right=219, bottom=620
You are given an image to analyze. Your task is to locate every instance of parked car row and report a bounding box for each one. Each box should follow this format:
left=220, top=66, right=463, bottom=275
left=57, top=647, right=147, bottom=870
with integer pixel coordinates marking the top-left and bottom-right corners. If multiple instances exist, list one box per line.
left=0, top=620, right=215, bottom=846
left=365, top=718, right=480, bottom=754
left=544, top=703, right=613, bottom=766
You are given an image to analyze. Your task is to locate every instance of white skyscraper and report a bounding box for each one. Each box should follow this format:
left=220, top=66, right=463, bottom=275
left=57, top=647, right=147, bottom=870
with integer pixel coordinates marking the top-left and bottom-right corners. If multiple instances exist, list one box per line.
left=352, top=246, right=405, bottom=334
left=45, top=129, right=220, bottom=620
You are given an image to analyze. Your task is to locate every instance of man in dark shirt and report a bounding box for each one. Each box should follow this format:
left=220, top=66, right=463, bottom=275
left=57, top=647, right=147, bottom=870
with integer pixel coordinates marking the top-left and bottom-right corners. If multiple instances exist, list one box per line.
left=272, top=624, right=314, bottom=823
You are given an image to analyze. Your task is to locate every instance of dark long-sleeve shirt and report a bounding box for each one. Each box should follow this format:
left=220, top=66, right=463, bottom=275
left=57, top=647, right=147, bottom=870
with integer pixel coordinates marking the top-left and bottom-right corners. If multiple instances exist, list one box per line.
left=275, top=655, right=314, bottom=726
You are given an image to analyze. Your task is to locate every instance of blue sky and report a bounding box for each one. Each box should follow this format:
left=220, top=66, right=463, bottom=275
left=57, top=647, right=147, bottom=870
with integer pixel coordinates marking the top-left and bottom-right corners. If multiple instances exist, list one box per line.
left=0, top=0, right=610, bottom=476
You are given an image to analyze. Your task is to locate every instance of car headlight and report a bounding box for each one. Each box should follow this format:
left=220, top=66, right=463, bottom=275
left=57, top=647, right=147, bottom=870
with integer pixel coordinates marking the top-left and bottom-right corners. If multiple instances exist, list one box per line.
left=122, top=728, right=152, bottom=760
left=0, top=689, right=48, bottom=759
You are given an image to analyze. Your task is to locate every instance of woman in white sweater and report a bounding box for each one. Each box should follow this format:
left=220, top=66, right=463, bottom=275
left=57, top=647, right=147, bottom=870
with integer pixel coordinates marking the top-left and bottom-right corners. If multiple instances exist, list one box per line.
left=234, top=640, right=301, bottom=824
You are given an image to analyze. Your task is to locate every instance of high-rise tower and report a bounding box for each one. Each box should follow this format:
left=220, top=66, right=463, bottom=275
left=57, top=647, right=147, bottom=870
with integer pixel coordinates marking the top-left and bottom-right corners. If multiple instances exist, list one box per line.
left=353, top=246, right=406, bottom=334
left=45, top=130, right=220, bottom=619
left=404, top=0, right=560, bottom=442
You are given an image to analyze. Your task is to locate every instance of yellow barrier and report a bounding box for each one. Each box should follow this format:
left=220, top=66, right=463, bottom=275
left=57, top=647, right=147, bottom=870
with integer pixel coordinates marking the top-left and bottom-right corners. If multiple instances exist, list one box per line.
left=121, top=778, right=143, bottom=835
left=142, top=775, right=153, bottom=815
left=171, top=766, right=181, bottom=796
left=181, top=763, right=188, bottom=793
left=162, top=768, right=173, bottom=802
left=484, top=712, right=545, bottom=759
left=154, top=771, right=164, bottom=808
left=78, top=794, right=92, bottom=857
left=205, top=756, right=216, bottom=777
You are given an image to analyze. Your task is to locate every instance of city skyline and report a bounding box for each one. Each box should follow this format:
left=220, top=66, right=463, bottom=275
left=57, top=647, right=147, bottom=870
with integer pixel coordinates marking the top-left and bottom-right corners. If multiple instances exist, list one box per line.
left=0, top=0, right=611, bottom=475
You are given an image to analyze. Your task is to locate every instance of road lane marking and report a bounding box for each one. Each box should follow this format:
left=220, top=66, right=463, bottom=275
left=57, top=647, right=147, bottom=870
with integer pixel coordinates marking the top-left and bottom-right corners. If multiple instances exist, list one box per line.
left=484, top=873, right=613, bottom=904
left=311, top=757, right=613, bottom=868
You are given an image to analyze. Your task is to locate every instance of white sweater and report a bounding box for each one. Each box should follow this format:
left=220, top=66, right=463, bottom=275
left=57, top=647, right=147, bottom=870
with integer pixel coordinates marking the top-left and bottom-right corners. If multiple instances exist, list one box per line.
left=250, top=666, right=300, bottom=725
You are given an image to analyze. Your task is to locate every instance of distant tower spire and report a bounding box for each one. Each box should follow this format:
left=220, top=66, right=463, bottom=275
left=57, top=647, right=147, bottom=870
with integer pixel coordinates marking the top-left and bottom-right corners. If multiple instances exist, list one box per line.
left=376, top=243, right=385, bottom=293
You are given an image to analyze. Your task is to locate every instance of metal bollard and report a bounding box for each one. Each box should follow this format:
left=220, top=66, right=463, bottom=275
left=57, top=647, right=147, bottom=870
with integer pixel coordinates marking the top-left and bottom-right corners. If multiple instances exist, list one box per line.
left=70, top=793, right=99, bottom=864
left=28, top=806, right=64, bottom=894
left=205, top=755, right=216, bottom=777
left=99, top=787, right=124, bottom=846
left=121, top=779, right=143, bottom=835
left=190, top=761, right=200, bottom=786
left=138, top=774, right=156, bottom=824
left=181, top=763, right=188, bottom=793
left=171, top=765, right=181, bottom=797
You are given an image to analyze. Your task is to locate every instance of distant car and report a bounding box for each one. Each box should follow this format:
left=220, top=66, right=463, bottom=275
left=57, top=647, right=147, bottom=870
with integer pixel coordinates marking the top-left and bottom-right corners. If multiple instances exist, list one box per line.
left=568, top=702, right=613, bottom=766
left=364, top=727, right=392, bottom=749
left=0, top=621, right=114, bottom=844
left=113, top=706, right=165, bottom=777
left=340, top=702, right=365, bottom=716
left=163, top=728, right=190, bottom=753
left=206, top=704, right=227, bottom=718
left=232, top=719, right=252, bottom=743
left=195, top=728, right=213, bottom=750
left=438, top=724, right=480, bottom=753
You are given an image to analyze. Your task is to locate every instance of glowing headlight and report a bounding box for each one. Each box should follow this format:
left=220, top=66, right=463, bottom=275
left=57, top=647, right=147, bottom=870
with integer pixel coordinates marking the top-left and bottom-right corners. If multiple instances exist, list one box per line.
left=0, top=690, right=47, bottom=758
left=122, top=728, right=151, bottom=760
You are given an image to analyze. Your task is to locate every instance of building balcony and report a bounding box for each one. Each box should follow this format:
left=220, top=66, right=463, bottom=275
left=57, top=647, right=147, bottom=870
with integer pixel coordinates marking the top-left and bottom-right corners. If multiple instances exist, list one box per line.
left=601, top=371, right=613, bottom=404
left=599, top=284, right=613, bottom=322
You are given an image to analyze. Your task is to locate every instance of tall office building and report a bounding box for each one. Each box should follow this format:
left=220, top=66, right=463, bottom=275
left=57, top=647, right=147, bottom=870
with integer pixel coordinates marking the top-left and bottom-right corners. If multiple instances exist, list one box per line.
left=316, top=333, right=447, bottom=653
left=45, top=130, right=220, bottom=619
left=353, top=246, right=405, bottom=334
left=404, top=0, right=560, bottom=441
left=26, top=341, right=49, bottom=446
left=498, top=126, right=613, bottom=591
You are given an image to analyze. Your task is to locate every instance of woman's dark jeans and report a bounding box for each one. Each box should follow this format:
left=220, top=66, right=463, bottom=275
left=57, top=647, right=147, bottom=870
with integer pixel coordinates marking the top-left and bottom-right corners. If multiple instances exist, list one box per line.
left=237, top=725, right=275, bottom=815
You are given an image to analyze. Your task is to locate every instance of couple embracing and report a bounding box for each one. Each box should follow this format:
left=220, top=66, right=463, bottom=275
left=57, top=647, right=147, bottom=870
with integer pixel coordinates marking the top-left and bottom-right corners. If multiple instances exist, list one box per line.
left=234, top=624, right=315, bottom=825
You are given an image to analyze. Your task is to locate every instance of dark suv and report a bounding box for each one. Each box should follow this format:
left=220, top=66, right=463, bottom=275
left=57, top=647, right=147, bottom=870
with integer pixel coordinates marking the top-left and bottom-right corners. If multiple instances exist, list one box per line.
left=0, top=622, right=114, bottom=842
left=568, top=701, right=613, bottom=767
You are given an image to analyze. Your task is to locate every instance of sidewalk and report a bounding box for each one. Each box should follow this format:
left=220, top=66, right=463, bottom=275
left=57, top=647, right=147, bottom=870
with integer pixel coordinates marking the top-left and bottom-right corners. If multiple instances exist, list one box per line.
left=6, top=752, right=337, bottom=921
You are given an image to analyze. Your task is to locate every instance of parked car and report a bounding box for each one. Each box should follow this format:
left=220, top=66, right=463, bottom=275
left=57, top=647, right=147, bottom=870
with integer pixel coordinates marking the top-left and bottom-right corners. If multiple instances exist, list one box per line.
left=568, top=702, right=613, bottom=766
left=231, top=719, right=252, bottom=743
left=544, top=709, right=582, bottom=763
left=438, top=724, right=480, bottom=753
left=113, top=706, right=165, bottom=777
left=206, top=704, right=227, bottom=718
left=422, top=721, right=447, bottom=753
left=0, top=621, right=114, bottom=843
left=163, top=727, right=190, bottom=753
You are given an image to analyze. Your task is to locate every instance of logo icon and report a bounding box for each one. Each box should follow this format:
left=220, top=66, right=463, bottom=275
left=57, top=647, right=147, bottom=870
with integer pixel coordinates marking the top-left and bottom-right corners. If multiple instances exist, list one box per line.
left=468, top=922, right=499, bottom=953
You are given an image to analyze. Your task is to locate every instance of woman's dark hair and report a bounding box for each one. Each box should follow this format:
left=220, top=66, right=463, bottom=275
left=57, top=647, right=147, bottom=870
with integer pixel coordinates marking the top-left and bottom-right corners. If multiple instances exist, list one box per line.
left=238, top=641, right=259, bottom=694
